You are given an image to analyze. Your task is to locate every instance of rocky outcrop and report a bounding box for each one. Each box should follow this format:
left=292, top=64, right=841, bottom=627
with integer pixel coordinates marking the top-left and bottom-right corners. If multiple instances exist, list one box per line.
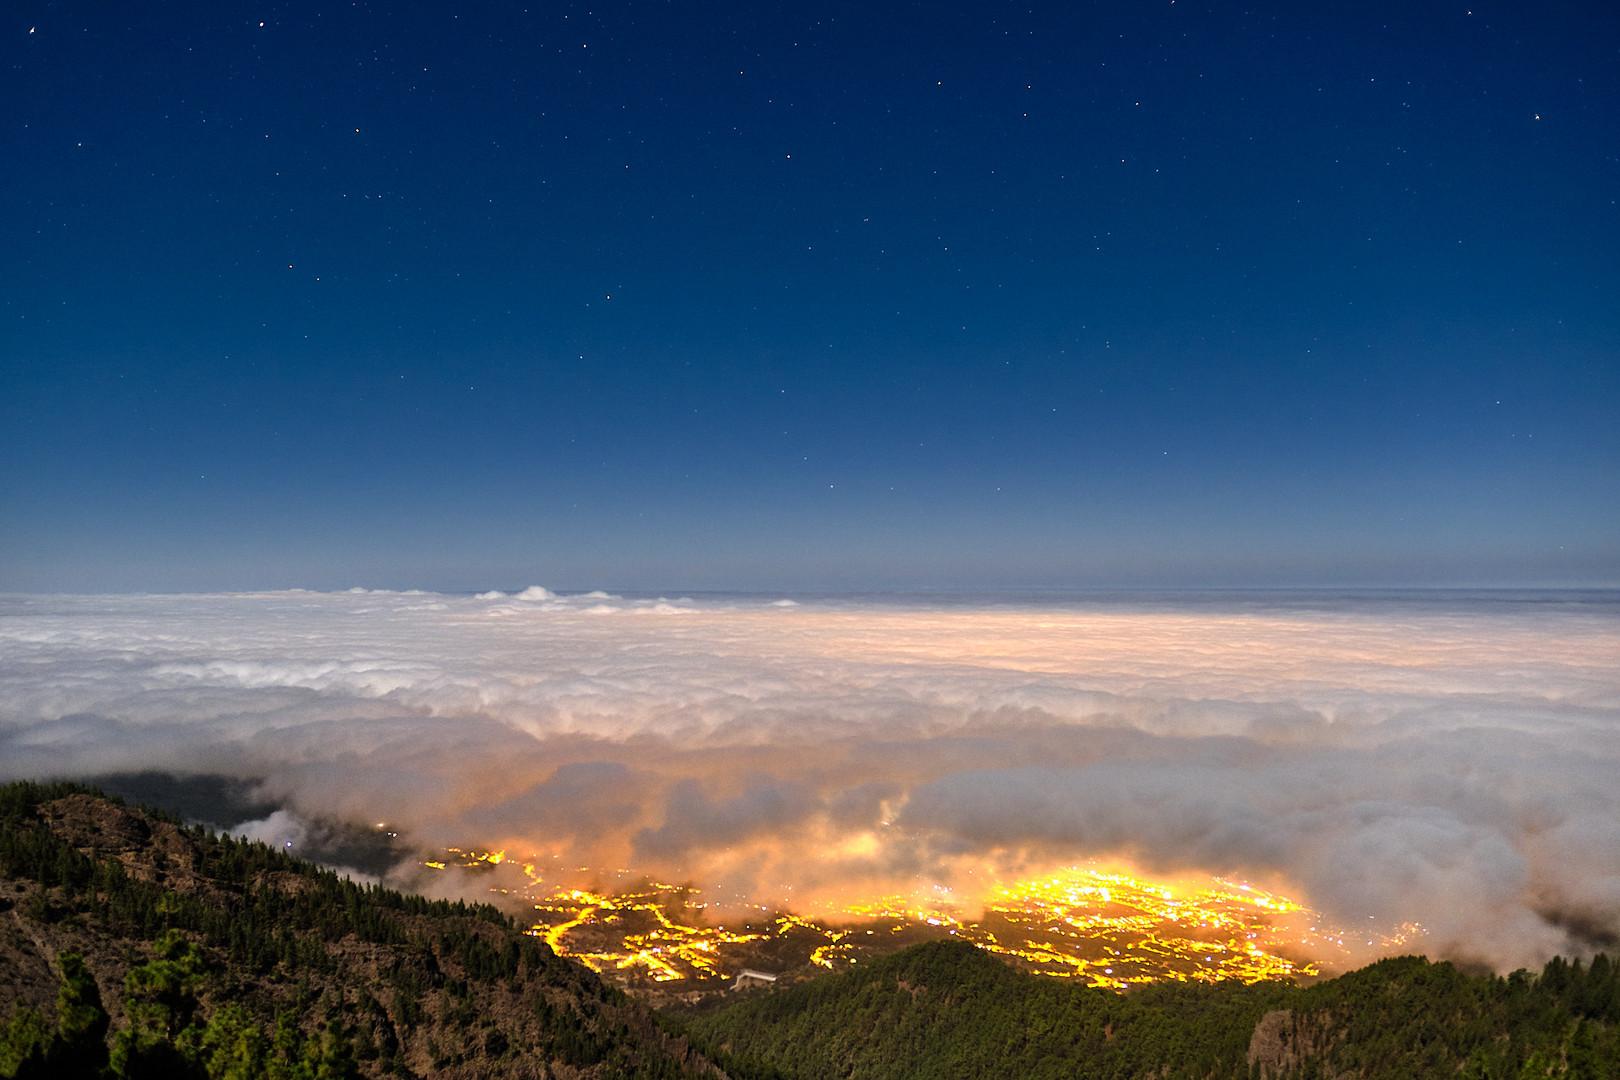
left=1247, top=1009, right=1298, bottom=1077
left=1, top=785, right=733, bottom=1079
left=1247, top=1007, right=1344, bottom=1080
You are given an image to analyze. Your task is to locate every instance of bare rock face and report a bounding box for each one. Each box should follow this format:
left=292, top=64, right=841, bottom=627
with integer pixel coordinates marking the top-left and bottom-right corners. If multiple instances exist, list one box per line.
left=1247, top=1007, right=1342, bottom=1080
left=0, top=881, right=62, bottom=1016
left=1247, top=1009, right=1291, bottom=1073
left=39, top=793, right=245, bottom=908
left=39, top=794, right=155, bottom=856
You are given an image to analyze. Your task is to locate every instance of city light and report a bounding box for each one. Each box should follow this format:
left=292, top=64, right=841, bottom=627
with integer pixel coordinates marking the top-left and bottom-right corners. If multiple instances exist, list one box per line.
left=437, top=851, right=1425, bottom=993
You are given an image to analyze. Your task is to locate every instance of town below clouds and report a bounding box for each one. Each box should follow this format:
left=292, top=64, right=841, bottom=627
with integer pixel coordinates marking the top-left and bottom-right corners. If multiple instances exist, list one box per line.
left=1, top=588, right=1615, bottom=974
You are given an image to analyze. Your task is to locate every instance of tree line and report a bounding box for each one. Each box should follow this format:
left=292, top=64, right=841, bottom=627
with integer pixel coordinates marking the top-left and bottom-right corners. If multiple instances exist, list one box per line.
left=0, top=781, right=725, bottom=1080
left=678, top=933, right=1618, bottom=1079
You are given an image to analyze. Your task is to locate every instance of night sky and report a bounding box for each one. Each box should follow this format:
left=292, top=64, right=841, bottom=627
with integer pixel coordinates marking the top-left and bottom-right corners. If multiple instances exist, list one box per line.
left=3, top=2, right=1616, bottom=592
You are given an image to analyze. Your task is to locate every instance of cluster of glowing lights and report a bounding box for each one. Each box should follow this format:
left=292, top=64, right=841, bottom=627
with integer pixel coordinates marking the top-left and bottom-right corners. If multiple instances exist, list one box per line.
left=437, top=846, right=506, bottom=868
left=435, top=852, right=1425, bottom=991
left=529, top=883, right=769, bottom=984
left=968, top=868, right=1320, bottom=987
left=814, top=869, right=1325, bottom=988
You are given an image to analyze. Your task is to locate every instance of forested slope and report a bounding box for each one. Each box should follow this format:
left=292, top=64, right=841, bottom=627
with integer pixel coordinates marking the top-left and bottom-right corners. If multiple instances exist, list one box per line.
left=5, top=780, right=1614, bottom=1080
left=681, top=938, right=1620, bottom=1080
left=0, top=782, right=731, bottom=1079
left=1272, top=952, right=1619, bottom=1078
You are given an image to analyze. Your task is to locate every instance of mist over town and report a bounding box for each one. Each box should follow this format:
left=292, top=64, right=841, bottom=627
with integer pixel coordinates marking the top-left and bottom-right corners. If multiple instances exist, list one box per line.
left=4, top=587, right=1614, bottom=978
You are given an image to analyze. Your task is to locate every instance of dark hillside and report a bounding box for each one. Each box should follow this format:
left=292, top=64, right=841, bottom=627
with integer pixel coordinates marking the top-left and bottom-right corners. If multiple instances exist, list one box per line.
left=0, top=782, right=734, bottom=1079
left=681, top=939, right=1620, bottom=1080
left=1266, top=953, right=1620, bottom=1078
left=6, top=780, right=1614, bottom=1080
left=677, top=938, right=1292, bottom=1080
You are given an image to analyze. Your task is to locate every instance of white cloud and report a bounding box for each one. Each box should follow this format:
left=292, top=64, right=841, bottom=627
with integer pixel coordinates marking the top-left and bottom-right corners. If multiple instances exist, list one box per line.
left=235, top=808, right=309, bottom=850
left=514, top=585, right=556, bottom=601
left=0, top=588, right=1615, bottom=971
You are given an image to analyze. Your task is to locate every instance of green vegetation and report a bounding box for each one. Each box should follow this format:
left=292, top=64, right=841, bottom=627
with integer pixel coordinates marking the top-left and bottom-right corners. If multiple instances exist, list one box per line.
left=0, top=781, right=513, bottom=967
left=2, top=941, right=369, bottom=1080
left=5, top=780, right=1615, bottom=1079
left=678, top=939, right=1293, bottom=1080
left=680, top=937, right=1619, bottom=1080
left=1284, top=952, right=1620, bottom=1079
left=0, top=781, right=723, bottom=1079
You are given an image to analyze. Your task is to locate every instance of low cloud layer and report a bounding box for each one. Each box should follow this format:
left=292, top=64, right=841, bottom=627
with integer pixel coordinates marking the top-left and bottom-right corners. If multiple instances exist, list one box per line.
left=2, top=588, right=1616, bottom=972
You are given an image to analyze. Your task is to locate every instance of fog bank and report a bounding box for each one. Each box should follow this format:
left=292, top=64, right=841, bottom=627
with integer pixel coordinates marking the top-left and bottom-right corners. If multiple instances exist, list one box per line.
left=2, top=588, right=1615, bottom=972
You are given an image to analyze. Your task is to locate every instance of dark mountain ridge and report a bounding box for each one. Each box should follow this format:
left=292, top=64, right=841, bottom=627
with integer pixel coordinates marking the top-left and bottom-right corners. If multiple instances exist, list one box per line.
left=676, top=931, right=1619, bottom=1080
left=0, top=781, right=729, bottom=1079
left=4, top=782, right=1616, bottom=1079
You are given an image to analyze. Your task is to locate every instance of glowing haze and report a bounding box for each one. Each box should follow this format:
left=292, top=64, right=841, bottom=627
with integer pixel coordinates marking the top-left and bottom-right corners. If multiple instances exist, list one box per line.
left=2, top=588, right=1616, bottom=974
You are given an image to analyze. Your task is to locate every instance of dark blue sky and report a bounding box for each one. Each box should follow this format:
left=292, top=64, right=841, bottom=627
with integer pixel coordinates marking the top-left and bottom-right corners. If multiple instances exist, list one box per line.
left=3, top=2, right=1616, bottom=591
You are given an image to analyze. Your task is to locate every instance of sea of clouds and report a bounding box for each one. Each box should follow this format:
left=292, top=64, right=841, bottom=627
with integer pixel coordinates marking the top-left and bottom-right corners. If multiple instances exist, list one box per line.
left=1, top=587, right=1616, bottom=972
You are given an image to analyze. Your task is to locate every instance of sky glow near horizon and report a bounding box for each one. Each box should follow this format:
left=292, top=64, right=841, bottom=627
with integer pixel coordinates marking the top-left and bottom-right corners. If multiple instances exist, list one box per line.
left=2, top=588, right=1616, bottom=975
left=1, top=2, right=1617, bottom=591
